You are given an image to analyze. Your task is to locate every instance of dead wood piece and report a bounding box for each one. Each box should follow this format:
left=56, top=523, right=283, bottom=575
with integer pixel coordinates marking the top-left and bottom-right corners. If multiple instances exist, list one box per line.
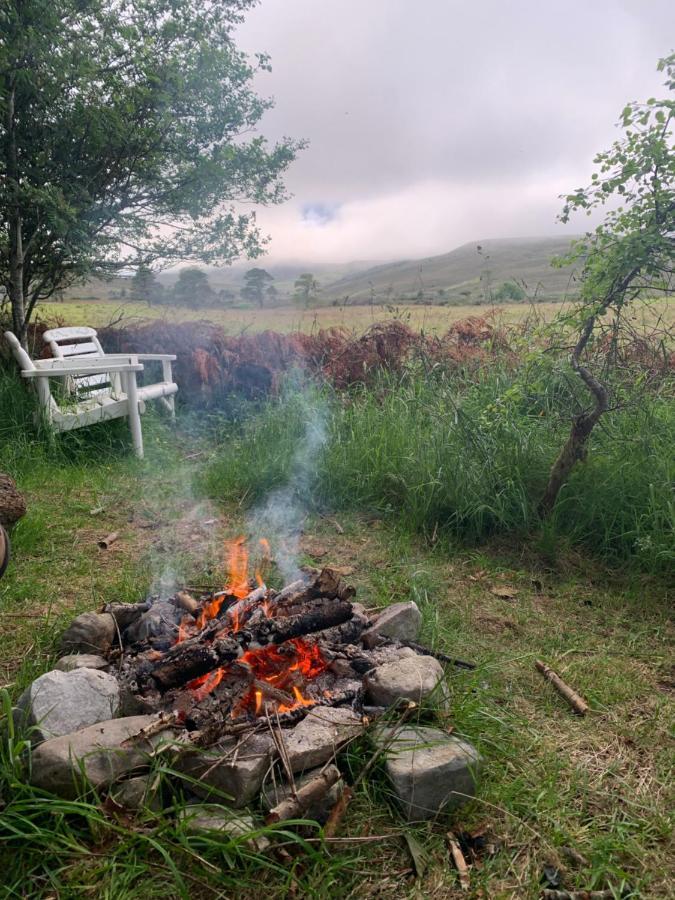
left=447, top=833, right=470, bottom=892
left=400, top=639, right=476, bottom=671
left=253, top=678, right=295, bottom=707
left=540, top=892, right=616, bottom=899
left=120, top=711, right=184, bottom=746
left=266, top=764, right=341, bottom=825
left=175, top=591, right=200, bottom=616
left=150, top=601, right=354, bottom=692
left=535, top=660, right=589, bottom=716
left=98, top=531, right=119, bottom=550
left=323, top=784, right=353, bottom=837
left=0, top=474, right=26, bottom=528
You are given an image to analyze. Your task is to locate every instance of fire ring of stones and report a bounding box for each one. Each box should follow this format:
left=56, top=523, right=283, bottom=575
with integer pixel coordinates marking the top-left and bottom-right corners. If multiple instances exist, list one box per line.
left=16, top=561, right=482, bottom=831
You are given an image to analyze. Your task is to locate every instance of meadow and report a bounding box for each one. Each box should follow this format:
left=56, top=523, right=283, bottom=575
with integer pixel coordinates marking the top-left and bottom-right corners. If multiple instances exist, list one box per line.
left=39, top=297, right=572, bottom=335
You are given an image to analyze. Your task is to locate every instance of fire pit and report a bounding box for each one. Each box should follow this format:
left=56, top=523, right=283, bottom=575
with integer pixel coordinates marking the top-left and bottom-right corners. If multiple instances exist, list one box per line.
left=17, top=539, right=482, bottom=830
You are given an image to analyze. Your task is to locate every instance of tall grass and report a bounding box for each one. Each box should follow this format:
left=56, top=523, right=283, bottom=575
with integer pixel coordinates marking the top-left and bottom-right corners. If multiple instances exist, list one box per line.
left=203, top=364, right=674, bottom=575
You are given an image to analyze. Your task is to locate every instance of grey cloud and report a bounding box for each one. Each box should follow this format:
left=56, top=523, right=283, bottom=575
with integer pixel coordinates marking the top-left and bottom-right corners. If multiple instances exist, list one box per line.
left=233, top=0, right=674, bottom=262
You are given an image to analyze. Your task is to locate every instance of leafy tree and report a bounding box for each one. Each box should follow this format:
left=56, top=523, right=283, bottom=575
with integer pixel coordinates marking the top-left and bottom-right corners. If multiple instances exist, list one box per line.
left=293, top=273, right=320, bottom=307
left=540, top=53, right=674, bottom=515
left=494, top=280, right=526, bottom=302
left=172, top=268, right=213, bottom=308
left=0, top=0, right=302, bottom=344
left=266, top=283, right=279, bottom=305
left=131, top=264, right=163, bottom=304
left=241, top=267, right=274, bottom=308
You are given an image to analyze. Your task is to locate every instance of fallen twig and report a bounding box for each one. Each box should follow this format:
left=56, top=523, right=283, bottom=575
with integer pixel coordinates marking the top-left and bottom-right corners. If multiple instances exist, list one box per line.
left=400, top=639, right=476, bottom=671
left=447, top=833, right=470, bottom=891
left=535, top=659, right=589, bottom=715
left=97, top=531, right=119, bottom=550
left=540, top=891, right=616, bottom=899
left=266, top=764, right=341, bottom=825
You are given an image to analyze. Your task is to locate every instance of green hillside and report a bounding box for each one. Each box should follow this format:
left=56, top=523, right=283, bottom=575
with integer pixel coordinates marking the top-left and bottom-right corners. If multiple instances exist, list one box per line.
left=321, top=236, right=581, bottom=304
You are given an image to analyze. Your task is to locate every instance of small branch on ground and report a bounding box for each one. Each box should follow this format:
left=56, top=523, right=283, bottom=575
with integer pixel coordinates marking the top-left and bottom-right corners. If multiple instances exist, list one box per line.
left=535, top=660, right=589, bottom=715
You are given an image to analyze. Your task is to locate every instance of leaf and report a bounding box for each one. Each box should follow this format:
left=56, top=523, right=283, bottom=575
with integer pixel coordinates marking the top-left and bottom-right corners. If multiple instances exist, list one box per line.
left=403, top=832, right=429, bottom=878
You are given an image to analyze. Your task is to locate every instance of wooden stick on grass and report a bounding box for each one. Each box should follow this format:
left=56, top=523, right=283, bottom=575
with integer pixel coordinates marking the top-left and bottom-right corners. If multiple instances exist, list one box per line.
left=535, top=659, right=589, bottom=716
left=447, top=833, right=470, bottom=892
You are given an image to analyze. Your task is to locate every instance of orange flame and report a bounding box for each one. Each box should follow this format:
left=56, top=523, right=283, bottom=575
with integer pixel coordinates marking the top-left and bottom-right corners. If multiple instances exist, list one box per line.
left=226, top=536, right=250, bottom=600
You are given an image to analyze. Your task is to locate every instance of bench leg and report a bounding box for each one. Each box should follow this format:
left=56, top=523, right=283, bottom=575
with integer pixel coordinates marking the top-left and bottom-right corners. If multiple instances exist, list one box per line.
left=124, top=371, right=144, bottom=458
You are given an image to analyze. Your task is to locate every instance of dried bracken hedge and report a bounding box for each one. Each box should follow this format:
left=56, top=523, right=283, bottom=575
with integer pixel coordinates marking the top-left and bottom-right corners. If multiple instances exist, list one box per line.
left=96, top=317, right=510, bottom=403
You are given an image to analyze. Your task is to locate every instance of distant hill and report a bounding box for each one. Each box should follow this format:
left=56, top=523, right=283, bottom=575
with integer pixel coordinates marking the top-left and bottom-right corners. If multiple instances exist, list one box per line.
left=60, top=236, right=581, bottom=307
left=321, top=236, right=581, bottom=304
left=156, top=259, right=384, bottom=296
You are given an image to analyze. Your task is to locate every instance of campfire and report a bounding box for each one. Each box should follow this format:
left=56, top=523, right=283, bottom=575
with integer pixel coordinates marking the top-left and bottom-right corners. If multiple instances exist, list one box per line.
left=113, top=537, right=369, bottom=731
left=19, top=536, right=482, bottom=832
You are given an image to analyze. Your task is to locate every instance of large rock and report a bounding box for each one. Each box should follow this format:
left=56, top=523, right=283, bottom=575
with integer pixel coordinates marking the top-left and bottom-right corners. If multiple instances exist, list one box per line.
left=110, top=774, right=161, bottom=812
left=29, top=715, right=182, bottom=798
left=261, top=767, right=344, bottom=824
left=374, top=725, right=481, bottom=821
left=16, top=668, right=120, bottom=742
left=54, top=654, right=108, bottom=672
left=177, top=732, right=276, bottom=807
left=284, top=707, right=363, bottom=774
left=59, top=612, right=116, bottom=655
left=179, top=805, right=270, bottom=850
left=362, top=601, right=421, bottom=648
left=363, top=655, right=444, bottom=707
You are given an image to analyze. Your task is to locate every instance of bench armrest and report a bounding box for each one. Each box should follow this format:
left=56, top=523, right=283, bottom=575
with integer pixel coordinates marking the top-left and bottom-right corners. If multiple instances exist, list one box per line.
left=23, top=362, right=144, bottom=377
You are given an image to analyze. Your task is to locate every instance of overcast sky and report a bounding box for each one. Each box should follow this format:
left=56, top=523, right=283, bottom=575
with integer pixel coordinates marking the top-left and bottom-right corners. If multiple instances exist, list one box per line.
left=236, top=0, right=674, bottom=265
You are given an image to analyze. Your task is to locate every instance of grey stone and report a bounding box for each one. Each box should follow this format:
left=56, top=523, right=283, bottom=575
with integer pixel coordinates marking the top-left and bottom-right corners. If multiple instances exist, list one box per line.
left=284, top=706, right=363, bottom=774
left=54, top=654, right=108, bottom=672
left=374, top=725, right=481, bottom=821
left=261, top=768, right=344, bottom=824
left=361, top=601, right=421, bottom=648
left=180, top=805, right=270, bottom=851
left=16, top=668, right=121, bottom=743
left=364, top=655, right=444, bottom=707
left=177, top=732, right=276, bottom=807
left=60, top=612, right=117, bottom=655
left=29, top=715, right=182, bottom=798
left=110, top=774, right=161, bottom=811
left=104, top=602, right=151, bottom=630
left=124, top=601, right=181, bottom=643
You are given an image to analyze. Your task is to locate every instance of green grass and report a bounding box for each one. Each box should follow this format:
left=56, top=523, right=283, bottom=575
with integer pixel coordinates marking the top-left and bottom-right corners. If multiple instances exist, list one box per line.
left=0, top=356, right=672, bottom=898
left=202, top=366, right=674, bottom=577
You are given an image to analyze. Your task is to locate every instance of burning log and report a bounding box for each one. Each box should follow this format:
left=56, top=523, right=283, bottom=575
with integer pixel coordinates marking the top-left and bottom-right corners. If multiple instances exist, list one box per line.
left=150, top=601, right=354, bottom=691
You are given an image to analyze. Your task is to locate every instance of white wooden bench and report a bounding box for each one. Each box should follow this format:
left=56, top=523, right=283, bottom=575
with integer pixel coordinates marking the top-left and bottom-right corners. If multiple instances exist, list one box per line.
left=4, top=328, right=178, bottom=459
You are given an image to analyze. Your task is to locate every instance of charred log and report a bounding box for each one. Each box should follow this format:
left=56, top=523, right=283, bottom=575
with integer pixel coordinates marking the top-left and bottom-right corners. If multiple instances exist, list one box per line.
left=150, top=601, right=353, bottom=691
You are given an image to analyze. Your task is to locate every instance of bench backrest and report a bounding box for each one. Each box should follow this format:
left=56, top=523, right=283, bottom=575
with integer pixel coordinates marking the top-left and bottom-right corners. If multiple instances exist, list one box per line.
left=42, top=326, right=116, bottom=398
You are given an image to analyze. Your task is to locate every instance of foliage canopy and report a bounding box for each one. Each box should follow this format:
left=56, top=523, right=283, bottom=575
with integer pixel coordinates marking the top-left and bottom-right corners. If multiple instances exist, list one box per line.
left=0, top=0, right=302, bottom=339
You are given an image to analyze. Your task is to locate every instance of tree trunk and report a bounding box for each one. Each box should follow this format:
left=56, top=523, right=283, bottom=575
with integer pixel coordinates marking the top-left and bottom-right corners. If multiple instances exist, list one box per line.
left=538, top=311, right=609, bottom=517
left=5, top=77, right=26, bottom=346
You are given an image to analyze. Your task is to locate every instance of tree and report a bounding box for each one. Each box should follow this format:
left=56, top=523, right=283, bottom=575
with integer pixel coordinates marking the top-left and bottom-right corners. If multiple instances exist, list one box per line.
left=172, top=268, right=213, bottom=308
left=241, top=268, right=274, bottom=308
left=131, top=264, right=163, bottom=304
left=494, top=281, right=526, bottom=302
left=0, top=0, right=302, bottom=344
left=293, top=273, right=320, bottom=307
left=539, top=53, right=674, bottom=515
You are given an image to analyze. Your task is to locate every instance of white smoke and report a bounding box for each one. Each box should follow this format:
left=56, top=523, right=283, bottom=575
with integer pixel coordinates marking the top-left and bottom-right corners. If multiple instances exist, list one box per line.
left=246, top=383, right=328, bottom=583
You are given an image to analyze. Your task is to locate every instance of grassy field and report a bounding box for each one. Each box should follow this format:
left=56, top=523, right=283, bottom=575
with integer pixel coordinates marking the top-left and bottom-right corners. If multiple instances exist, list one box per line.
left=0, top=360, right=672, bottom=898
left=38, top=297, right=572, bottom=335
